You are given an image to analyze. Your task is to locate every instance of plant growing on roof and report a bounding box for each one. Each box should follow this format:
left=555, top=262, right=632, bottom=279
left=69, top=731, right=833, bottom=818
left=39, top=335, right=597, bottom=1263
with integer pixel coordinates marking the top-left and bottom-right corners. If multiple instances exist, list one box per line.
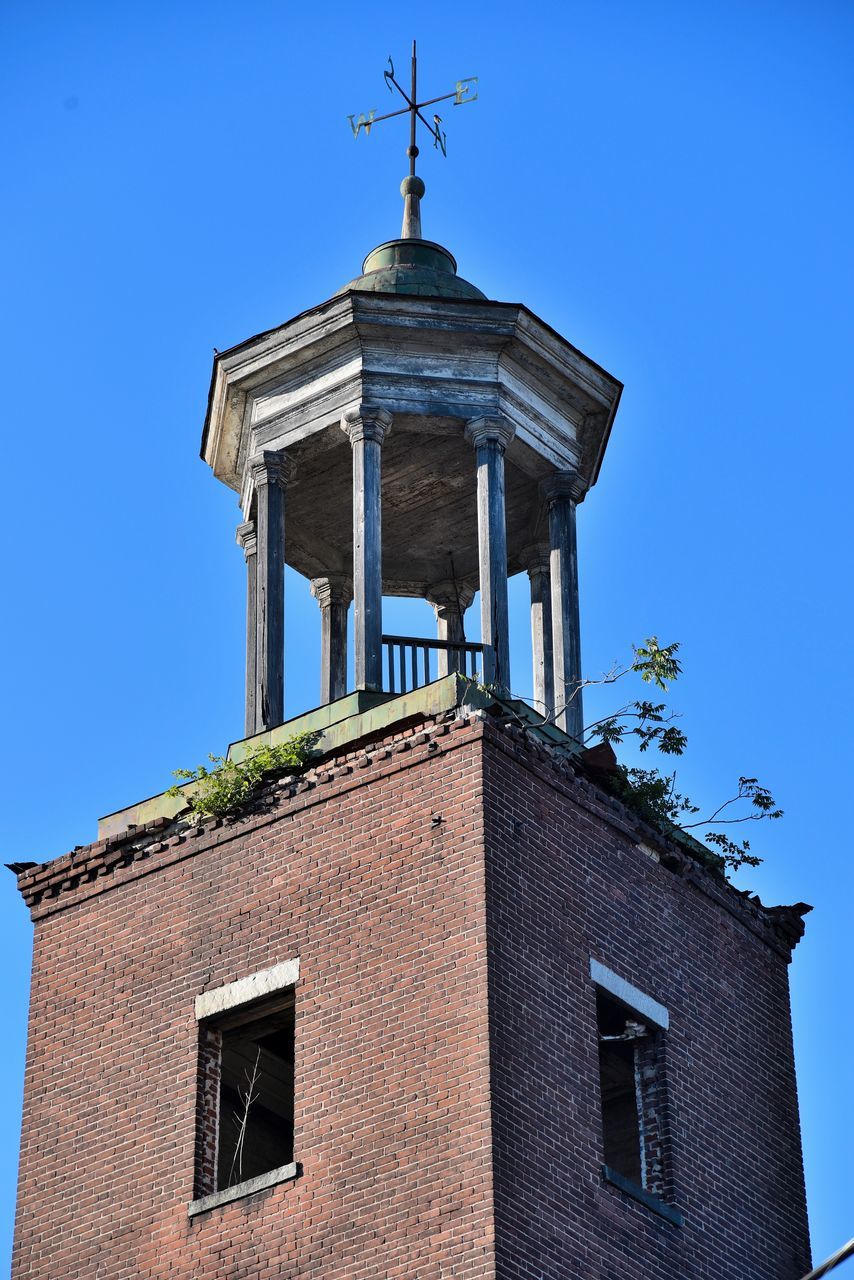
left=168, top=732, right=319, bottom=821
left=574, top=637, right=782, bottom=873
left=483, top=637, right=781, bottom=875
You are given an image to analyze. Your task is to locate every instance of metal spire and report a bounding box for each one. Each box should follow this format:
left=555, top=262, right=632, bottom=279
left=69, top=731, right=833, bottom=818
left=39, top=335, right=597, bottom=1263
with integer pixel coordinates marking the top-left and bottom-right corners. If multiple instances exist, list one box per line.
left=346, top=41, right=478, bottom=239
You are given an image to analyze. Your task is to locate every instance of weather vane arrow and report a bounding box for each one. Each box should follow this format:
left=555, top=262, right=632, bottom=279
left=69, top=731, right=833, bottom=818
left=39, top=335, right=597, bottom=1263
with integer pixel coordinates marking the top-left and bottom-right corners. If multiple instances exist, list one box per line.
left=346, top=40, right=477, bottom=239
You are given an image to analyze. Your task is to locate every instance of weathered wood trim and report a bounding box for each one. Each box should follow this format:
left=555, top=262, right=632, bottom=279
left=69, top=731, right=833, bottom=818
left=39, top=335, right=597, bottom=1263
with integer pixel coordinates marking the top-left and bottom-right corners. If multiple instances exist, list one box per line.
left=250, top=451, right=295, bottom=730
left=465, top=416, right=514, bottom=693
left=543, top=471, right=584, bottom=739
left=342, top=406, right=392, bottom=692
left=525, top=545, right=554, bottom=718
left=236, top=519, right=258, bottom=738
left=426, top=581, right=475, bottom=677
left=311, top=575, right=352, bottom=704
left=203, top=293, right=622, bottom=503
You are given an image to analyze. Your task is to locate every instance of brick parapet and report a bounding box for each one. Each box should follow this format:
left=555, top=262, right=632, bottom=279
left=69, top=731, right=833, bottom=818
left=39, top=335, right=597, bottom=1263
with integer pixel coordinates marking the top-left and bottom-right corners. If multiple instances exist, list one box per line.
left=13, top=707, right=809, bottom=957
left=478, top=715, right=811, bottom=959
left=15, top=711, right=481, bottom=919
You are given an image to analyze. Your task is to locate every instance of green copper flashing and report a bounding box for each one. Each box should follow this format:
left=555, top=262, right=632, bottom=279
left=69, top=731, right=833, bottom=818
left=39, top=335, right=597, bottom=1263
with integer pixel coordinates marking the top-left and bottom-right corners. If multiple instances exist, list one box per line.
left=362, top=239, right=457, bottom=275
left=226, top=690, right=393, bottom=763
left=338, top=237, right=486, bottom=301
left=97, top=676, right=498, bottom=840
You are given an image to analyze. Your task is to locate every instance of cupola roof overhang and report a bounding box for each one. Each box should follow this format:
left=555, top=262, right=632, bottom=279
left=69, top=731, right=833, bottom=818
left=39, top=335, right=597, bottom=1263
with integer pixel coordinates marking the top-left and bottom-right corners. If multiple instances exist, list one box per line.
left=203, top=290, right=621, bottom=492
left=201, top=289, right=622, bottom=589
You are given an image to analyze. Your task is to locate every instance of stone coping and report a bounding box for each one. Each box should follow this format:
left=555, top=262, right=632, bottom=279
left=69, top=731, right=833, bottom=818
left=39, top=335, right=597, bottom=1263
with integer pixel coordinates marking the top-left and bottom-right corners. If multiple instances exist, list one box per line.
left=97, top=677, right=489, bottom=840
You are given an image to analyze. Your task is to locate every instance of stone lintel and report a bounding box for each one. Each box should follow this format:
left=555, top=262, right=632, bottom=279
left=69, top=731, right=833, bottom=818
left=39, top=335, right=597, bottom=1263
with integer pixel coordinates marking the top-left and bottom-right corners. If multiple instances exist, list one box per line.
left=195, top=957, right=301, bottom=1021
left=589, top=958, right=669, bottom=1030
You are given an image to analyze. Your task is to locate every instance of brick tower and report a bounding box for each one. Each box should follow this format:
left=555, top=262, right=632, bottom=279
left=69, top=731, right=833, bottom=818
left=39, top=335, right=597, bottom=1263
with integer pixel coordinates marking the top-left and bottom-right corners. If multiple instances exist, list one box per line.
left=11, top=118, right=812, bottom=1280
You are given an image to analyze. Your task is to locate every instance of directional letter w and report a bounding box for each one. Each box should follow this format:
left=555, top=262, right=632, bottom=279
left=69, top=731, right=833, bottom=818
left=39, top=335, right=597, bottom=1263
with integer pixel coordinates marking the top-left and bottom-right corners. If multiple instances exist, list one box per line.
left=347, top=111, right=377, bottom=138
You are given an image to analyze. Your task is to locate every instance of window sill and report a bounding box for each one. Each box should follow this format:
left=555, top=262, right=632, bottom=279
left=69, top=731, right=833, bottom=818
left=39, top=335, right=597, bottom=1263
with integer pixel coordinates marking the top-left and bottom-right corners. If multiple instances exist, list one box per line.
left=188, top=1161, right=299, bottom=1217
left=601, top=1165, right=683, bottom=1227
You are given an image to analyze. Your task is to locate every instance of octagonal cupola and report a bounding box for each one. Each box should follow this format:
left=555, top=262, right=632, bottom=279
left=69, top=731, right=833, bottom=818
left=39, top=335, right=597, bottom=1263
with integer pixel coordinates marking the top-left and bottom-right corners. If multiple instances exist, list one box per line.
left=201, top=56, right=622, bottom=746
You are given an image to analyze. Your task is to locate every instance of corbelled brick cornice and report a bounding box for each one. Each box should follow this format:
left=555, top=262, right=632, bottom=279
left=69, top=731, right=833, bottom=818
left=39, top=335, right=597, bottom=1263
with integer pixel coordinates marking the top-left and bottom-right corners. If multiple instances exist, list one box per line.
left=11, top=709, right=810, bottom=956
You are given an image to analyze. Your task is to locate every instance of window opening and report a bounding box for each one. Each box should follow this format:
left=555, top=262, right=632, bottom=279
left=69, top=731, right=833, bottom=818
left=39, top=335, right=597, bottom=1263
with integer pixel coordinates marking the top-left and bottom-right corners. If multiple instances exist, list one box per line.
left=597, top=988, right=648, bottom=1187
left=196, top=989, right=295, bottom=1197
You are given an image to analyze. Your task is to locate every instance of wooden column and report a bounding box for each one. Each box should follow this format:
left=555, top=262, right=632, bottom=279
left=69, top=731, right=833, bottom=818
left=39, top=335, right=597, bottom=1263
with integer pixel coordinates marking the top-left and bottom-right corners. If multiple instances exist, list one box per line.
left=250, top=451, right=295, bottom=731
left=542, top=470, right=584, bottom=739
left=464, top=416, right=515, bottom=694
left=341, top=405, right=392, bottom=692
left=426, top=581, right=475, bottom=676
left=236, top=519, right=257, bottom=737
left=310, top=575, right=352, bottom=705
left=525, top=546, right=554, bottom=718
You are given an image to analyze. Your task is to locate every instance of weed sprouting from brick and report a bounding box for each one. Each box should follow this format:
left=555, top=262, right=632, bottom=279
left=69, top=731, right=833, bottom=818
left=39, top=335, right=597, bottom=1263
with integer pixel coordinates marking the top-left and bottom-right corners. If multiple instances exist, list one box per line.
left=471, top=637, right=782, bottom=875
left=168, top=731, right=319, bottom=821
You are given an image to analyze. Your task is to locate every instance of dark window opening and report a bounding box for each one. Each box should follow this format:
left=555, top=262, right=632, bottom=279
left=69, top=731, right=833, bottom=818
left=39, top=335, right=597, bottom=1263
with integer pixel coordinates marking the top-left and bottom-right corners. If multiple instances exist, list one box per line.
left=597, top=989, right=646, bottom=1186
left=195, top=990, right=295, bottom=1197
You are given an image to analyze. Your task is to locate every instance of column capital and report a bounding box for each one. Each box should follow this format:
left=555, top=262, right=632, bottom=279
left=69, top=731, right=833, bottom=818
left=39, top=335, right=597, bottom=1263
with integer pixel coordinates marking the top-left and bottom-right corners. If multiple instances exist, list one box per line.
left=310, top=575, right=353, bottom=610
left=250, top=450, right=296, bottom=490
left=236, top=520, right=257, bottom=559
left=540, top=468, right=584, bottom=505
left=341, top=404, right=393, bottom=446
left=425, top=580, right=476, bottom=618
left=521, top=543, right=551, bottom=577
left=464, top=416, right=515, bottom=452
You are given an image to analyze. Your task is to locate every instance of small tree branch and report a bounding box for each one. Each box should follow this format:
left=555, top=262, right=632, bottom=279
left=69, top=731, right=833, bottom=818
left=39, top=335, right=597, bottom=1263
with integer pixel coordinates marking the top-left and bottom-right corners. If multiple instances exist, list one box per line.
left=682, top=813, right=775, bottom=828
left=227, top=1048, right=261, bottom=1187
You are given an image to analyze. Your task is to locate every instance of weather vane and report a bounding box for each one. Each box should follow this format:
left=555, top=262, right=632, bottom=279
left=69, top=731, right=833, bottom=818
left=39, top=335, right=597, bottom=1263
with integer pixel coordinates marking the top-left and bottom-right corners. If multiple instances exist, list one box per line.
left=347, top=42, right=477, bottom=240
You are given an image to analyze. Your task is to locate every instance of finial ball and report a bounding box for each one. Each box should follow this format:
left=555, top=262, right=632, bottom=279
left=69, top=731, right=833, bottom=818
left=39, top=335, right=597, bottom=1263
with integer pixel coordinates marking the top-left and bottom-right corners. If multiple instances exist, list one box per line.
left=400, top=175, right=426, bottom=198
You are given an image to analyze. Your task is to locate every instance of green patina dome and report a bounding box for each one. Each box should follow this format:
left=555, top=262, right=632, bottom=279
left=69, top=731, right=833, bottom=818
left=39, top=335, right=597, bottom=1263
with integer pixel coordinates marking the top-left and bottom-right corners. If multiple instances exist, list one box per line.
left=338, top=238, right=486, bottom=301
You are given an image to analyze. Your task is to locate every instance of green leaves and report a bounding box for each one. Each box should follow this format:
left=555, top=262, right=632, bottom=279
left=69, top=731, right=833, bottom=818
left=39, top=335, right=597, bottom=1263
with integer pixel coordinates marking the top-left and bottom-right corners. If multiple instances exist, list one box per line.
left=656, top=726, right=688, bottom=756
left=585, top=637, right=782, bottom=876
left=631, top=637, right=682, bottom=691
left=585, top=693, right=687, bottom=757
left=737, top=777, right=784, bottom=819
left=612, top=766, right=699, bottom=829
left=167, top=731, right=319, bottom=821
left=704, top=832, right=763, bottom=870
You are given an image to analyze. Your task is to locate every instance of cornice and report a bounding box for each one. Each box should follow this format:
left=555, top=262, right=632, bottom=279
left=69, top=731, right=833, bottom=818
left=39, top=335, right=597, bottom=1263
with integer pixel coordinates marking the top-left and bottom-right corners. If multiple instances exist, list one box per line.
left=12, top=708, right=810, bottom=962
left=201, top=292, right=622, bottom=498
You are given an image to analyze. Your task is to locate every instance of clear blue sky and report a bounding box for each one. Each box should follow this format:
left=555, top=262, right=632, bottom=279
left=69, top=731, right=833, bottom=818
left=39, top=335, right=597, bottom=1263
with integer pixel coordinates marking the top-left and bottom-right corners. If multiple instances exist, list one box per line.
left=1, top=0, right=851, bottom=1271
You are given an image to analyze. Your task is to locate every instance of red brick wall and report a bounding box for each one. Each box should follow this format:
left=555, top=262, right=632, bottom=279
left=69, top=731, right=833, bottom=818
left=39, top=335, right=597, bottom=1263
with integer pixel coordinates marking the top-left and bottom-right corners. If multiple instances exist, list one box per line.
left=482, top=722, right=811, bottom=1280
left=12, top=713, right=810, bottom=1279
left=13, top=720, right=496, bottom=1280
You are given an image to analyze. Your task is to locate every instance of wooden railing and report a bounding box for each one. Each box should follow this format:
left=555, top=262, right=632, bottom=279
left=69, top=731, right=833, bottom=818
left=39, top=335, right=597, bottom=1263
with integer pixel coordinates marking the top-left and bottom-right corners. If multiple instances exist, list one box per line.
left=382, top=634, right=486, bottom=695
